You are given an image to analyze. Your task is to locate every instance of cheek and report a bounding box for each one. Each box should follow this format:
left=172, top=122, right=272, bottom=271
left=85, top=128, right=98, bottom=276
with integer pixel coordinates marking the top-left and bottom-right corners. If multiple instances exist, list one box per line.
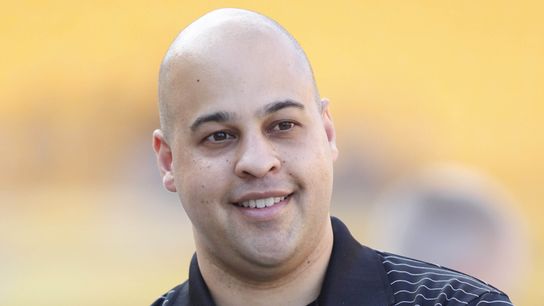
left=174, top=153, right=234, bottom=212
left=178, top=158, right=212, bottom=195
left=287, top=130, right=333, bottom=167
left=279, top=136, right=334, bottom=196
left=297, top=134, right=334, bottom=192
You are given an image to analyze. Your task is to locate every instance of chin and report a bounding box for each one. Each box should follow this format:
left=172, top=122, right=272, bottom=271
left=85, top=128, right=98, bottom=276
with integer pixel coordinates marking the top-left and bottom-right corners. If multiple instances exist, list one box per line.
left=241, top=238, right=299, bottom=268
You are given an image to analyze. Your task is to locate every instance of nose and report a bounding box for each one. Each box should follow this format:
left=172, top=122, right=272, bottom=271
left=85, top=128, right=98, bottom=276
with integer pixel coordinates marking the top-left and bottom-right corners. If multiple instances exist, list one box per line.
left=234, top=133, right=281, bottom=179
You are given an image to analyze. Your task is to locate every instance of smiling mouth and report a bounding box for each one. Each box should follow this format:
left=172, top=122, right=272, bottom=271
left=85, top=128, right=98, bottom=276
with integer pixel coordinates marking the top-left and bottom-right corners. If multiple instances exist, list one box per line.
left=235, top=194, right=291, bottom=209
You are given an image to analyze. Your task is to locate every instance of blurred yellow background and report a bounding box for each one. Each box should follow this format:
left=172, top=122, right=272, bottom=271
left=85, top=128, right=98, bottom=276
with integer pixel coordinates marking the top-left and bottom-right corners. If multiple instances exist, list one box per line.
left=1, top=1, right=542, bottom=305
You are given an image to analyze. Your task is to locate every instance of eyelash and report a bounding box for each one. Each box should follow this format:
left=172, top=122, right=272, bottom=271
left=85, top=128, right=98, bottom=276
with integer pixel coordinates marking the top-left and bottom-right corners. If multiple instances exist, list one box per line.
left=270, top=121, right=296, bottom=132
left=203, top=120, right=299, bottom=144
left=205, top=131, right=236, bottom=143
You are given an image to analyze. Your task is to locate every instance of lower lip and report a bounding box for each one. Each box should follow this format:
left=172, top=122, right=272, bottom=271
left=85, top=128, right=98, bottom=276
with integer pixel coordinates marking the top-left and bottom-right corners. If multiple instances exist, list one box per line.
left=234, top=195, right=291, bottom=221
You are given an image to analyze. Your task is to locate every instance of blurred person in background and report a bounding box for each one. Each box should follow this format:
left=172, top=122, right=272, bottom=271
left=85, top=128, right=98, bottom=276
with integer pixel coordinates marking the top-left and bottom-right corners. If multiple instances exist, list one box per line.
left=151, top=8, right=513, bottom=306
left=368, top=163, right=528, bottom=299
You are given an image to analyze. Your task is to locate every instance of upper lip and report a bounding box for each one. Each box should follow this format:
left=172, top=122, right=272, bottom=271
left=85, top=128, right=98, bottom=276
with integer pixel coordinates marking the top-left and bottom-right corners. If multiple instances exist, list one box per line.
left=232, top=191, right=292, bottom=204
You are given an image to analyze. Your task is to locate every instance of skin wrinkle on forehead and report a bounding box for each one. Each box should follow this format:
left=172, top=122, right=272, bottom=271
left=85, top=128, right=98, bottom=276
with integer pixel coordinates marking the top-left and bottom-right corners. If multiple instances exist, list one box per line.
left=158, top=9, right=320, bottom=141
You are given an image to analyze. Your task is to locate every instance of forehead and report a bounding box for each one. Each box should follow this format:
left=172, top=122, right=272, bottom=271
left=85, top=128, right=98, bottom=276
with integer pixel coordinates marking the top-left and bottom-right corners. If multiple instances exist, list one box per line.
left=161, top=20, right=316, bottom=130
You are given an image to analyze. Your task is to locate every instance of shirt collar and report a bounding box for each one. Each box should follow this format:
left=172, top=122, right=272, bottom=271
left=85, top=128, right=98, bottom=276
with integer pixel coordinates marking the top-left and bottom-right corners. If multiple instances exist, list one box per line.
left=188, top=255, right=216, bottom=305
left=187, top=217, right=394, bottom=306
left=317, top=217, right=394, bottom=305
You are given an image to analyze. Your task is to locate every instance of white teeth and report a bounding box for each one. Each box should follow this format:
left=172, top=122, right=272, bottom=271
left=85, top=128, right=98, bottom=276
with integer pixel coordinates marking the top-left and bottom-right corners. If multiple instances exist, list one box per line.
left=238, top=196, right=287, bottom=208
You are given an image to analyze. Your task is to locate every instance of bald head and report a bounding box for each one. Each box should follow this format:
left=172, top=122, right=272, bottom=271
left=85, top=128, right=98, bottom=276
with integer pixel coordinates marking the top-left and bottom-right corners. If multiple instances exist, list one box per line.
left=158, top=8, right=319, bottom=138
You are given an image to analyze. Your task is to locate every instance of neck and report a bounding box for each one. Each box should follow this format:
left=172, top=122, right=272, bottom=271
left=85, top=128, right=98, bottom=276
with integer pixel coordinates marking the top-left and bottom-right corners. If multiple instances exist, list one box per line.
left=197, top=220, right=334, bottom=306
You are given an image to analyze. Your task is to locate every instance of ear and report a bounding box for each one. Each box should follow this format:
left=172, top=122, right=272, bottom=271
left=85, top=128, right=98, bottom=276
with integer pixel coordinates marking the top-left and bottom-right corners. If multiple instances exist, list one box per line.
left=320, top=98, right=339, bottom=161
left=152, top=129, right=177, bottom=192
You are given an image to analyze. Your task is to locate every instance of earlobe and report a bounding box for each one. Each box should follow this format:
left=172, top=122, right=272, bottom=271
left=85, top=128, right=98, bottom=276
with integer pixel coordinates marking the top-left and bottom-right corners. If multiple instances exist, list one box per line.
left=320, top=98, right=339, bottom=161
left=152, top=129, right=177, bottom=192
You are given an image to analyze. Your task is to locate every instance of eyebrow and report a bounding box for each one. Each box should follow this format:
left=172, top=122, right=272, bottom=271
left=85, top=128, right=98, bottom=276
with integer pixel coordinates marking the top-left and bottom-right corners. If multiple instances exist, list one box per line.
left=190, top=111, right=232, bottom=131
left=189, top=99, right=305, bottom=132
left=263, top=99, right=305, bottom=115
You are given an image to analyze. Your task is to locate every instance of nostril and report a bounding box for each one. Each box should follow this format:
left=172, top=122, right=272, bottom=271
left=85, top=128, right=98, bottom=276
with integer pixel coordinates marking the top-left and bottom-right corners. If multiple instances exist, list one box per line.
left=233, top=138, right=282, bottom=178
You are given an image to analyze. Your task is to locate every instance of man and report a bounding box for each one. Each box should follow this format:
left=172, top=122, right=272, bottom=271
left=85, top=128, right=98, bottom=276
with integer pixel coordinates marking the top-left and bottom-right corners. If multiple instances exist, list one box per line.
left=151, top=8, right=512, bottom=306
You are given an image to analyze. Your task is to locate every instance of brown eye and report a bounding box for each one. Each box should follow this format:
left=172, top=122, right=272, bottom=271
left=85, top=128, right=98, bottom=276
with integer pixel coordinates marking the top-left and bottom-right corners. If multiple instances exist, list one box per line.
left=206, top=131, right=235, bottom=143
left=274, top=121, right=295, bottom=131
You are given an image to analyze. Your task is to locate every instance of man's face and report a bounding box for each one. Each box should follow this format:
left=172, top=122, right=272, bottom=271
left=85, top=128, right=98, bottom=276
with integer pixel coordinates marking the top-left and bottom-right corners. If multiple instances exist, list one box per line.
left=155, top=24, right=338, bottom=277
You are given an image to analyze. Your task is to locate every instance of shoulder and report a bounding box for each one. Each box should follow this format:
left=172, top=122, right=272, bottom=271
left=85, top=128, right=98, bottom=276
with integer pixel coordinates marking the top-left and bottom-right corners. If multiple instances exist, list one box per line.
left=376, top=251, right=513, bottom=305
left=150, top=282, right=189, bottom=306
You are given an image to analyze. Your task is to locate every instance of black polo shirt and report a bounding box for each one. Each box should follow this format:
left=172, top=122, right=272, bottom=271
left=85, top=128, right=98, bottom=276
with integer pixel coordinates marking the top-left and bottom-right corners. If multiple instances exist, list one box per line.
left=152, top=217, right=512, bottom=306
